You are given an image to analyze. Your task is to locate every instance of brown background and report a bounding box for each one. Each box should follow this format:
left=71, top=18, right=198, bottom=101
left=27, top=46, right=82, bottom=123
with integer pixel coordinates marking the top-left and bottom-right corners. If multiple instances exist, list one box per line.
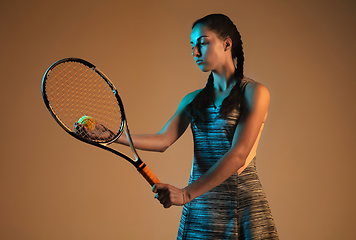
left=0, top=0, right=355, bottom=239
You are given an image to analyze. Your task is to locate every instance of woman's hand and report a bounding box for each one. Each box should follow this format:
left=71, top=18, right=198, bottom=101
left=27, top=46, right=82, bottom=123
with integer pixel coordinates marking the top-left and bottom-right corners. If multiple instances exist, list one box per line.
left=152, top=183, right=186, bottom=208
left=74, top=122, right=115, bottom=141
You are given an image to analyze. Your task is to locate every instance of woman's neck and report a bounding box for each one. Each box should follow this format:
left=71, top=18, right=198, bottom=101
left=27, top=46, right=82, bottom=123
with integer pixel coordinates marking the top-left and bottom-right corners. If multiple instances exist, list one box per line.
left=211, top=65, right=236, bottom=92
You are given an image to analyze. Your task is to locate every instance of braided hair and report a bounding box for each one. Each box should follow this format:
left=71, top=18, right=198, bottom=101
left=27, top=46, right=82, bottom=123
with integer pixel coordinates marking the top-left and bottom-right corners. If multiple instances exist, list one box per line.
left=186, top=14, right=245, bottom=121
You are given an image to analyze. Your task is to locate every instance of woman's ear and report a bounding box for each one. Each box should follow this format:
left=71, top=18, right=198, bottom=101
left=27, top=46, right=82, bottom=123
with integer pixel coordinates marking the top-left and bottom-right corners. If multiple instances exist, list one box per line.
left=224, top=38, right=233, bottom=51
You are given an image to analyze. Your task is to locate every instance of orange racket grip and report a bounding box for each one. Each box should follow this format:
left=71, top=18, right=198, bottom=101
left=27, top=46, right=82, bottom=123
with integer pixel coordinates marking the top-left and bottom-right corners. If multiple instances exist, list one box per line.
left=138, top=164, right=161, bottom=186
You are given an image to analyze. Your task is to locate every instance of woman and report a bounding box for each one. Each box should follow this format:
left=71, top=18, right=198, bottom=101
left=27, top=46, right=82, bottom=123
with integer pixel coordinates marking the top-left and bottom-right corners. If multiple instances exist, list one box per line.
left=116, top=14, right=278, bottom=239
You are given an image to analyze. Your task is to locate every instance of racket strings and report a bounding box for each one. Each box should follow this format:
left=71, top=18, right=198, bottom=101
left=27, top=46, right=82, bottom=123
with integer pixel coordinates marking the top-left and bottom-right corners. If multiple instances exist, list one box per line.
left=44, top=61, right=122, bottom=143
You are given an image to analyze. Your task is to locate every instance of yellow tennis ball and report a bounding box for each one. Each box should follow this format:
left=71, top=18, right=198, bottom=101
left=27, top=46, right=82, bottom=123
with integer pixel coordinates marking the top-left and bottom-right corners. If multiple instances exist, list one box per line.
left=78, top=115, right=96, bottom=131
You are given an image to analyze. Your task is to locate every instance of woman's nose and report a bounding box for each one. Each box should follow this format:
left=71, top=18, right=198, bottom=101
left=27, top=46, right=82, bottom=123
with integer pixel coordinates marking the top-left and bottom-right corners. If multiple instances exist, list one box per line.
left=192, top=45, right=201, bottom=57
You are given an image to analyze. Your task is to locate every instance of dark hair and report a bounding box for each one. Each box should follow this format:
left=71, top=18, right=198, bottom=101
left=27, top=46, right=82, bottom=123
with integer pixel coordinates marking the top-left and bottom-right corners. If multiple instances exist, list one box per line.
left=187, top=14, right=245, bottom=121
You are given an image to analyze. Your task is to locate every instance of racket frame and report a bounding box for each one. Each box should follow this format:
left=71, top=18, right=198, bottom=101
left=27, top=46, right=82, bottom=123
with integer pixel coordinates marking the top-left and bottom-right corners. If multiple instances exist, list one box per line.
left=41, top=58, right=160, bottom=186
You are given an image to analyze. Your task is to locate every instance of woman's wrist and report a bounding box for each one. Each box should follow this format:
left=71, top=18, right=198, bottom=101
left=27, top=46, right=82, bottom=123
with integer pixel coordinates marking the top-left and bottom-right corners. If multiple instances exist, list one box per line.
left=181, top=188, right=186, bottom=205
left=182, top=188, right=191, bottom=205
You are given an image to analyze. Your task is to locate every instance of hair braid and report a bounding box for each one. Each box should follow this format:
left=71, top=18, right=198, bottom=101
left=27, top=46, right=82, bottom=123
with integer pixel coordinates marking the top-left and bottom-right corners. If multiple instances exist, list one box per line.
left=185, top=73, right=214, bottom=122
left=220, top=23, right=245, bottom=118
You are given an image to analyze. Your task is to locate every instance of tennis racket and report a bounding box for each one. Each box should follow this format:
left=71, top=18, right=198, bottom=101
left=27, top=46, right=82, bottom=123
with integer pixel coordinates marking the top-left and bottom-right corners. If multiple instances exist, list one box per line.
left=41, top=57, right=160, bottom=186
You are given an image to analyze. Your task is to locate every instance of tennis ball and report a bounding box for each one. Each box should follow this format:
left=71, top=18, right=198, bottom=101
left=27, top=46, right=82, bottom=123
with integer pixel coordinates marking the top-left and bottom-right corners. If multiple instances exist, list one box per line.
left=78, top=115, right=96, bottom=131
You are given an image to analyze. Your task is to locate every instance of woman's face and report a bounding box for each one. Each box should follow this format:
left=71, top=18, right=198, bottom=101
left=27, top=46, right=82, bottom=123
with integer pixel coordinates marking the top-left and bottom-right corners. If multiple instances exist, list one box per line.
left=190, top=24, right=226, bottom=72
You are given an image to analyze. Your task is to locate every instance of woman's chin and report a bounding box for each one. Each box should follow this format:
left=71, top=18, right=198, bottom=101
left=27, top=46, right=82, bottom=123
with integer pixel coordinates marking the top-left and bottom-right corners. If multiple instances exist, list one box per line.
left=197, top=65, right=211, bottom=72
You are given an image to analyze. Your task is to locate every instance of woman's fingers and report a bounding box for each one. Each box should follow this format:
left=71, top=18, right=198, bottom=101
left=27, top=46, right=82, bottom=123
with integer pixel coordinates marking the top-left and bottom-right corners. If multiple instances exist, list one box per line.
left=74, top=122, right=115, bottom=141
left=153, top=184, right=172, bottom=208
left=152, top=183, right=184, bottom=208
left=152, top=183, right=164, bottom=193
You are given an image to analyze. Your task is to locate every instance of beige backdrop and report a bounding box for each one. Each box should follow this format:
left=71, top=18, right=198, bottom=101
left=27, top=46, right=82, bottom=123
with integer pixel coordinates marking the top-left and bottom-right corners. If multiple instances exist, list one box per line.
left=1, top=0, right=355, bottom=239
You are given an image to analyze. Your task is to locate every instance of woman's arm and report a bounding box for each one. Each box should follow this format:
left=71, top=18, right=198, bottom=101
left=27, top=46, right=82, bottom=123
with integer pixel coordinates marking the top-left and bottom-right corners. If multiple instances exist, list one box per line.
left=114, top=90, right=200, bottom=152
left=153, top=82, right=270, bottom=208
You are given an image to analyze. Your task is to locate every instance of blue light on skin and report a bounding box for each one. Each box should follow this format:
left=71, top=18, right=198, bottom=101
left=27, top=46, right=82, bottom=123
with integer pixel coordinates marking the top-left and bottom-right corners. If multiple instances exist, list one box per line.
left=190, top=23, right=236, bottom=92
left=190, top=23, right=228, bottom=74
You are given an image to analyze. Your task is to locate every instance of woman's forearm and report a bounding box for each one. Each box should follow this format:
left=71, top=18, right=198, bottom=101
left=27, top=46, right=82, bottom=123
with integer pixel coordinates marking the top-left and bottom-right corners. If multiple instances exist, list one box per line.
left=184, top=151, right=246, bottom=203
left=115, top=133, right=170, bottom=152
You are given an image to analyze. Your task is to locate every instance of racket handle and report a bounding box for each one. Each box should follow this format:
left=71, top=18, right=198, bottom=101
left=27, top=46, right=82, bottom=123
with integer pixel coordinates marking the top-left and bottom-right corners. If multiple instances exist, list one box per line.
left=138, top=164, right=161, bottom=186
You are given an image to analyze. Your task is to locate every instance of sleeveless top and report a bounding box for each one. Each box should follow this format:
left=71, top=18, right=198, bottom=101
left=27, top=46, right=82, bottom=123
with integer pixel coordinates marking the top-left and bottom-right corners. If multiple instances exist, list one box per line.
left=177, top=78, right=279, bottom=240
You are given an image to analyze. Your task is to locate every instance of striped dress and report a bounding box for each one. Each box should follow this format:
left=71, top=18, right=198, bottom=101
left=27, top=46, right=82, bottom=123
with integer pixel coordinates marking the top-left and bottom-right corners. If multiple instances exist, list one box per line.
left=177, top=78, right=279, bottom=240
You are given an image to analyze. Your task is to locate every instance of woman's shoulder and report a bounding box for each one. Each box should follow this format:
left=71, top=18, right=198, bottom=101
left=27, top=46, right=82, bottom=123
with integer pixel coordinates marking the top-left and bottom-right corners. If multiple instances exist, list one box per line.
left=241, top=77, right=257, bottom=87
left=175, top=88, right=203, bottom=110
left=181, top=88, right=203, bottom=105
left=242, top=77, right=270, bottom=104
left=242, top=77, right=268, bottom=91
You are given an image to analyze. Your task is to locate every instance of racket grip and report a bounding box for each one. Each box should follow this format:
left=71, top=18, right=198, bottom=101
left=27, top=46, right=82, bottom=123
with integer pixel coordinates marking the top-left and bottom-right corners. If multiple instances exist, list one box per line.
left=138, top=164, right=161, bottom=186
